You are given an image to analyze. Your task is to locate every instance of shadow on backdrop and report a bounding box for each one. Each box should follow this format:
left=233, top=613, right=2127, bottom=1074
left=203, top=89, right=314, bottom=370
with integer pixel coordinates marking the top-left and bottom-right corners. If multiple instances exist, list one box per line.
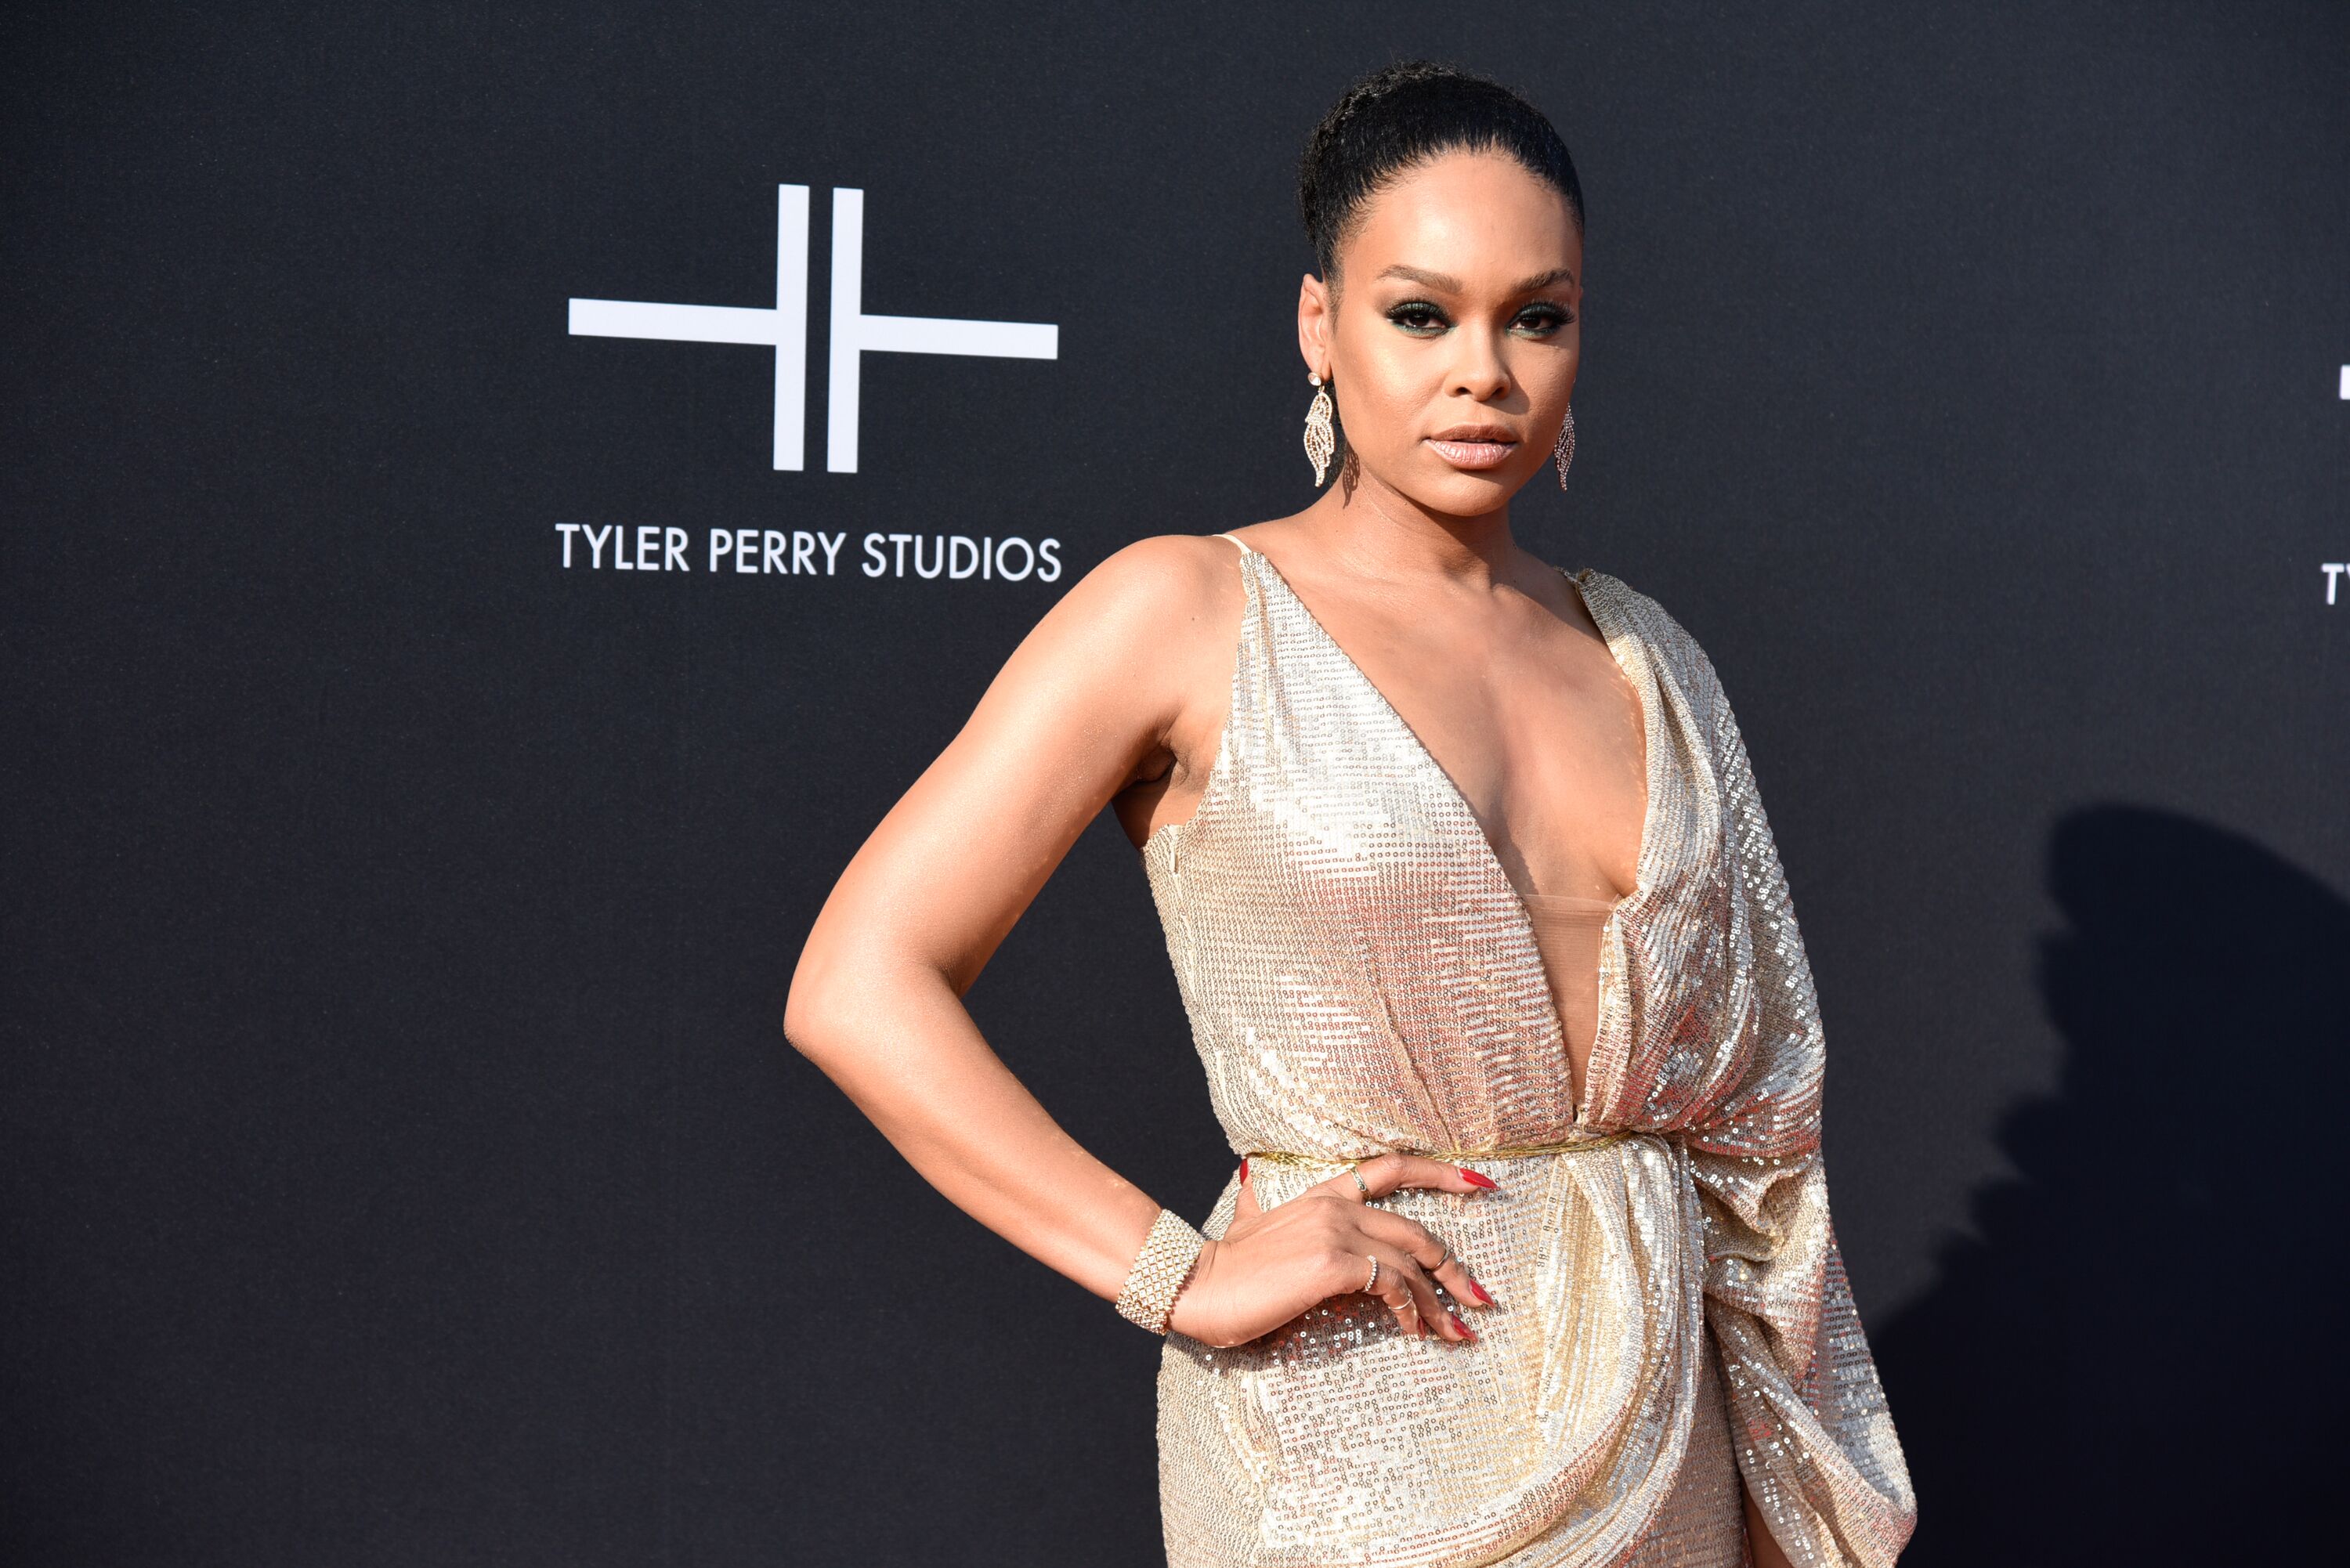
left=1875, top=805, right=2348, bottom=1565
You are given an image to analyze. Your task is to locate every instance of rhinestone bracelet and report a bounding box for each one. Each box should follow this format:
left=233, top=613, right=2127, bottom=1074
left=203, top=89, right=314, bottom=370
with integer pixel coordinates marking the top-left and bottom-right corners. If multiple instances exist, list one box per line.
left=1114, top=1207, right=1208, bottom=1335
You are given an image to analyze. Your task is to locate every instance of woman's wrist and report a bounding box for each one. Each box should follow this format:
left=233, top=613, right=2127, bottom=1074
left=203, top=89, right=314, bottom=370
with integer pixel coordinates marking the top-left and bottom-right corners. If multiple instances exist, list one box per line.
left=1158, top=1235, right=1219, bottom=1340
left=1113, top=1207, right=1209, bottom=1335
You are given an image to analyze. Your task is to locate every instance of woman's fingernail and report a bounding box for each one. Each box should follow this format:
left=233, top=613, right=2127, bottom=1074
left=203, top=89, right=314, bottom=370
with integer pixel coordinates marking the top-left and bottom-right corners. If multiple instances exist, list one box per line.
left=1450, top=1312, right=1477, bottom=1340
left=1467, top=1277, right=1494, bottom=1306
left=1459, top=1167, right=1499, bottom=1189
left=1238, top=1158, right=1249, bottom=1183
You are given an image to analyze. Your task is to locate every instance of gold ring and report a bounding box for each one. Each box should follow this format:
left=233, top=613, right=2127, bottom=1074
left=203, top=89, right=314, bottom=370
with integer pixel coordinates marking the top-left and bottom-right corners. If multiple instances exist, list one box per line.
left=1364, top=1254, right=1381, bottom=1293
left=1349, top=1164, right=1371, bottom=1198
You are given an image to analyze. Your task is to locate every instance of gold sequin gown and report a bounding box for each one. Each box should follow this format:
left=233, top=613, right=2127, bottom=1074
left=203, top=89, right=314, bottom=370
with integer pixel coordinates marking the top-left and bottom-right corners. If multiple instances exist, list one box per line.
left=1139, top=534, right=1915, bottom=1567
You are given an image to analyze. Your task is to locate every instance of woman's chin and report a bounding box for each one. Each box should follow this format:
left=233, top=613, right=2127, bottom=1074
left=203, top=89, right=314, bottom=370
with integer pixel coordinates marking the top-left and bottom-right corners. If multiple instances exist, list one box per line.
left=1384, top=463, right=1530, bottom=516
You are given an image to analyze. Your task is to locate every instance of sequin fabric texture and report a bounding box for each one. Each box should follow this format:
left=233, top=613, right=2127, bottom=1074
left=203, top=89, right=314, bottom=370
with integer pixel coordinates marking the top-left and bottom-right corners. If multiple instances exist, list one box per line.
left=1138, top=536, right=1915, bottom=1567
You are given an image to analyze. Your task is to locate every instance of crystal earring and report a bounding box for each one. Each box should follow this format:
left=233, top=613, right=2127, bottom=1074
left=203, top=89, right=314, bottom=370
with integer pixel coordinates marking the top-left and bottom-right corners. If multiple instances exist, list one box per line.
left=1303, top=374, right=1336, bottom=487
left=1553, top=403, right=1576, bottom=491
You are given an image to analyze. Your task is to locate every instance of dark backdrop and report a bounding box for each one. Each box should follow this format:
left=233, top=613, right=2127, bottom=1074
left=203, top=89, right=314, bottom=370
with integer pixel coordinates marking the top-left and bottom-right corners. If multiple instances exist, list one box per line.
left=5, top=3, right=2345, bottom=1563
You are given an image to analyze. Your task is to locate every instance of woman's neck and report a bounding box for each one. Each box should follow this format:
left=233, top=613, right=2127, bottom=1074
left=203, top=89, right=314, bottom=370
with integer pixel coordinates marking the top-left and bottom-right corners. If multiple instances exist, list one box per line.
left=1296, top=471, right=1527, bottom=595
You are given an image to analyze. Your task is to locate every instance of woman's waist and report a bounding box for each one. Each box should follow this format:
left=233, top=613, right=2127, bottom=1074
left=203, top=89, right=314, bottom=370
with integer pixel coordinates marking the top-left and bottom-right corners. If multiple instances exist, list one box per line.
left=1243, top=1129, right=1664, bottom=1170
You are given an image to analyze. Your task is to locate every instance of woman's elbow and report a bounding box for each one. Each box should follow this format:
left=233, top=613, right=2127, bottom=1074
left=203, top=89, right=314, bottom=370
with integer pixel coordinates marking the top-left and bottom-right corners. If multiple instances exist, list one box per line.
left=782, top=946, right=855, bottom=1064
left=784, top=923, right=954, bottom=1068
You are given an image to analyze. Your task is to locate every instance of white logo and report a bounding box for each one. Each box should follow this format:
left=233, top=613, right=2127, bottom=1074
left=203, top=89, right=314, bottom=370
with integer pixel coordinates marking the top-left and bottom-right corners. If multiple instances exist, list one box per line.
left=568, top=185, right=1058, bottom=472
left=2331, top=367, right=2348, bottom=603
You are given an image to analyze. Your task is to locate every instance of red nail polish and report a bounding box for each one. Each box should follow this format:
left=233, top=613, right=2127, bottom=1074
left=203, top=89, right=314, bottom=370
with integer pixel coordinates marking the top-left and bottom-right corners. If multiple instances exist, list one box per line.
left=1459, top=1167, right=1498, bottom=1189
left=1238, top=1158, right=1249, bottom=1183
left=1468, top=1277, right=1494, bottom=1306
left=1450, top=1312, right=1477, bottom=1340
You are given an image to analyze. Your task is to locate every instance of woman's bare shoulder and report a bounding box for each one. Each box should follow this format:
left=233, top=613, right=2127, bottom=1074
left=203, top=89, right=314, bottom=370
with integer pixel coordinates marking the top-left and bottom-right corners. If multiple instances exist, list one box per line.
left=1041, top=531, right=1249, bottom=653
left=982, top=532, right=1254, bottom=747
left=1078, top=529, right=1248, bottom=593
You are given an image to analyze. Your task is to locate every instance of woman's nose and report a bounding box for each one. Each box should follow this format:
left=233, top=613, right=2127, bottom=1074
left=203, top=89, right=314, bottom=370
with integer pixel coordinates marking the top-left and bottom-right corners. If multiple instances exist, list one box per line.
left=1448, top=332, right=1512, bottom=401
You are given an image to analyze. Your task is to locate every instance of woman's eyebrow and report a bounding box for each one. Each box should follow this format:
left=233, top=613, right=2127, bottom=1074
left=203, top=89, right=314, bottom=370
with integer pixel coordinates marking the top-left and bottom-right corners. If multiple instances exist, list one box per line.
left=1376, top=264, right=1465, bottom=291
left=1373, top=263, right=1579, bottom=293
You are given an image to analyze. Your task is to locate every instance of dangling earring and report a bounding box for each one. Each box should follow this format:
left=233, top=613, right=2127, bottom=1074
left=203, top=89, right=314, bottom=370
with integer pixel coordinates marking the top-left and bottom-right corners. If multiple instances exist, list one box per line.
left=1303, top=374, right=1336, bottom=487
left=1553, top=403, right=1577, bottom=492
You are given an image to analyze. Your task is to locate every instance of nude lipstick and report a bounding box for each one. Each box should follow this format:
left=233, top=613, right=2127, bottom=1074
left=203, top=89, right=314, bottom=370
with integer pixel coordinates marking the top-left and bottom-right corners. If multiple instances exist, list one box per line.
left=1424, top=424, right=1520, bottom=471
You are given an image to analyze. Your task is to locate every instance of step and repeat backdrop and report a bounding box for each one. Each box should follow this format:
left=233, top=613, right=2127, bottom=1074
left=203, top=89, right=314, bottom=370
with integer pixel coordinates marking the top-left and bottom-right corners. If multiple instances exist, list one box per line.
left=6, top=3, right=2345, bottom=1563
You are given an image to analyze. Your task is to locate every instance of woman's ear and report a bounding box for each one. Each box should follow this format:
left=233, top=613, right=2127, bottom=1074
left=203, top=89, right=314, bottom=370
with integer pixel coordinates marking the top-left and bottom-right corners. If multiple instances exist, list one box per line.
left=1296, top=273, right=1332, bottom=379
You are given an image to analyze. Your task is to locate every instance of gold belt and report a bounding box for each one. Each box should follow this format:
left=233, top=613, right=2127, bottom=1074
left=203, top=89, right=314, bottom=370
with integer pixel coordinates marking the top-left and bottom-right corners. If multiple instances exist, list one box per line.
left=1247, top=1133, right=1637, bottom=1169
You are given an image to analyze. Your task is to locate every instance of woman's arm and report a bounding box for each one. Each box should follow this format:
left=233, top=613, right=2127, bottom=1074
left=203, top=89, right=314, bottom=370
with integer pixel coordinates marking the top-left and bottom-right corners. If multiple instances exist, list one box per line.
left=1654, top=612, right=1915, bottom=1566
left=784, top=534, right=1231, bottom=1302
left=783, top=534, right=1499, bottom=1344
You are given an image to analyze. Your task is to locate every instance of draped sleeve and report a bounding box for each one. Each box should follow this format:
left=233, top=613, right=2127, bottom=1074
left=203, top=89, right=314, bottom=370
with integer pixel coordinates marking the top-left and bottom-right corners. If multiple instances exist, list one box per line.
left=1668, top=630, right=1918, bottom=1567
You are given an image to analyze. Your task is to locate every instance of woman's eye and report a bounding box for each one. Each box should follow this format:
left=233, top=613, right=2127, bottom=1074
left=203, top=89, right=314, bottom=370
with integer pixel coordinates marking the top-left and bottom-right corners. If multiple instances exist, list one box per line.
left=1386, top=302, right=1448, bottom=334
left=1513, top=305, right=1574, bottom=336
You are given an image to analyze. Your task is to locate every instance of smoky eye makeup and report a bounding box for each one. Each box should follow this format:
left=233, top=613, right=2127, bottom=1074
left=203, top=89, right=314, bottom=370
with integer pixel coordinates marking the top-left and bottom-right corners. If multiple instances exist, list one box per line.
left=1384, top=298, right=1450, bottom=334
left=1379, top=298, right=1578, bottom=337
left=1512, top=302, right=1574, bottom=334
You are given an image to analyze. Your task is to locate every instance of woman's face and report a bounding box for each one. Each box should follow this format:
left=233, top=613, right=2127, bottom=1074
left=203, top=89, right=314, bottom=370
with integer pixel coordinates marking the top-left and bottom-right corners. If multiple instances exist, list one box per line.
left=1300, top=149, right=1583, bottom=518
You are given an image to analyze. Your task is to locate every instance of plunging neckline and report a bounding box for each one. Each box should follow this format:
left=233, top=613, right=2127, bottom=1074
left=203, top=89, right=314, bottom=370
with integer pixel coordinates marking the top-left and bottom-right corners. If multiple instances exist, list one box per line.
left=1233, top=537, right=1659, bottom=910
left=1225, top=537, right=1663, bottom=1120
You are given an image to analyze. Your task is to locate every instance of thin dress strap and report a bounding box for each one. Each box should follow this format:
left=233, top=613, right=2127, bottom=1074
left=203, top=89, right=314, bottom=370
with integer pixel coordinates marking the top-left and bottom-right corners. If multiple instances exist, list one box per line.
left=1141, top=529, right=1263, bottom=862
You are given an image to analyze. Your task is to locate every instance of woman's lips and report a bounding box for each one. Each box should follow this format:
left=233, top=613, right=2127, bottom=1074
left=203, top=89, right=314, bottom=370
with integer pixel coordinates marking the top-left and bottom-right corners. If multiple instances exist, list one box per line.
left=1424, top=432, right=1520, bottom=470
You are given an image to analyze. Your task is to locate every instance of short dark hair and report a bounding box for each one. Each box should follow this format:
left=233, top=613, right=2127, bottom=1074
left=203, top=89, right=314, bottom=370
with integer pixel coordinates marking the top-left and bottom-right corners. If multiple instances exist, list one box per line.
left=1298, top=61, right=1584, bottom=283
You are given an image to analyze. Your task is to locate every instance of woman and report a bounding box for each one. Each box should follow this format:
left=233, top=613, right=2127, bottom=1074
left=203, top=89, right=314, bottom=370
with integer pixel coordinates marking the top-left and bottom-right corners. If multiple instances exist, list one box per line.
left=786, top=62, right=1914, bottom=1567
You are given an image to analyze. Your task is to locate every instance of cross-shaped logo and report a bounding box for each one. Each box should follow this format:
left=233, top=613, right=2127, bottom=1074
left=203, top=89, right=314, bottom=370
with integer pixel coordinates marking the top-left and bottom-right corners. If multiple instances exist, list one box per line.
left=568, top=185, right=1058, bottom=472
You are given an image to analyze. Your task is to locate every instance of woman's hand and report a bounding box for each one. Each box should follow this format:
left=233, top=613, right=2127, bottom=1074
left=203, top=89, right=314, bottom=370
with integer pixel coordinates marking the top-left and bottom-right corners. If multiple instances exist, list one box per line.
left=1164, top=1154, right=1502, bottom=1349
